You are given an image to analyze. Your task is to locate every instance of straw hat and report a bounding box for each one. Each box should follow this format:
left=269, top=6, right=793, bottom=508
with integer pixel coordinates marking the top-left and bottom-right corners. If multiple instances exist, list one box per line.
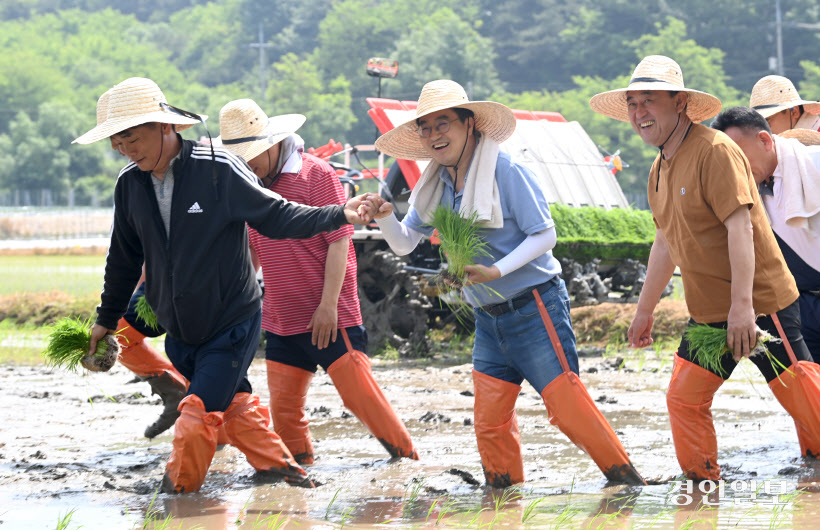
left=374, top=80, right=517, bottom=161
left=95, top=89, right=112, bottom=126
left=778, top=128, right=820, bottom=146
left=217, top=99, right=306, bottom=162
left=73, top=77, right=204, bottom=144
left=589, top=55, right=722, bottom=123
left=750, top=75, right=820, bottom=119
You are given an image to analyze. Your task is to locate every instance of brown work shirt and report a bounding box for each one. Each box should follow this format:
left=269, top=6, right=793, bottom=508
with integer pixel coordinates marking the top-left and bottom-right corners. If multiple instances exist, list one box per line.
left=648, top=124, right=797, bottom=323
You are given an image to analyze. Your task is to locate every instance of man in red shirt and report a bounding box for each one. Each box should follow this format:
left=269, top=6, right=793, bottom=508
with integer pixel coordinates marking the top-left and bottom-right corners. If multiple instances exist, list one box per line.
left=218, top=99, right=418, bottom=463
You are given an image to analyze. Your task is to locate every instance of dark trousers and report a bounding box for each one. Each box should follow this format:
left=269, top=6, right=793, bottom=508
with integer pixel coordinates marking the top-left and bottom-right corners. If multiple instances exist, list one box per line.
left=265, top=325, right=367, bottom=373
left=799, top=292, right=820, bottom=362
left=678, top=300, right=811, bottom=383
left=165, top=311, right=260, bottom=412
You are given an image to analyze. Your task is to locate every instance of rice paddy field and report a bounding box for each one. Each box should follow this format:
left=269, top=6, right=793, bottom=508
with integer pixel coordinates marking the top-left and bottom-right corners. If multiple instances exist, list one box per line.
left=2, top=255, right=820, bottom=529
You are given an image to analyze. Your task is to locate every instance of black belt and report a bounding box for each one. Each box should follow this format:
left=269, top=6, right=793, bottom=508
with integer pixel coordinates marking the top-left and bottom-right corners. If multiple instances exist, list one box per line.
left=479, top=277, right=559, bottom=317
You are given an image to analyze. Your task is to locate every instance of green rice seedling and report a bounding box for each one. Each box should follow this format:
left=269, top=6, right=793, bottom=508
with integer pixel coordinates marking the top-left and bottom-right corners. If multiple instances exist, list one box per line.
left=426, top=499, right=440, bottom=522
left=339, top=506, right=354, bottom=529
left=55, top=508, right=78, bottom=530
left=462, top=507, right=489, bottom=528
left=427, top=206, right=493, bottom=288
left=251, top=511, right=287, bottom=530
left=43, top=316, right=120, bottom=373
left=135, top=295, right=160, bottom=331
left=325, top=487, right=342, bottom=519
left=684, top=324, right=786, bottom=378
left=521, top=495, right=547, bottom=523
left=436, top=497, right=457, bottom=526
left=402, top=477, right=426, bottom=518
left=646, top=507, right=673, bottom=528
left=768, top=488, right=803, bottom=530
left=492, top=487, right=523, bottom=512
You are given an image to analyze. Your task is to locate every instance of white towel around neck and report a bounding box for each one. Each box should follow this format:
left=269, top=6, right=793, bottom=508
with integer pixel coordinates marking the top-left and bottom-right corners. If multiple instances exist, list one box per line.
left=407, top=136, right=503, bottom=229
left=775, top=136, right=820, bottom=232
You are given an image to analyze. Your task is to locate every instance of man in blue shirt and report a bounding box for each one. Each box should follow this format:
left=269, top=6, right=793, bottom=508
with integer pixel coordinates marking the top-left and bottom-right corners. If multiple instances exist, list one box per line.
left=370, top=80, right=645, bottom=487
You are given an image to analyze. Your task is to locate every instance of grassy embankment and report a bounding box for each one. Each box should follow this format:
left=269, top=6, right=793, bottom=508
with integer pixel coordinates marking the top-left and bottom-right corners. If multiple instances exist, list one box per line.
left=0, top=253, right=688, bottom=365
left=0, top=254, right=104, bottom=363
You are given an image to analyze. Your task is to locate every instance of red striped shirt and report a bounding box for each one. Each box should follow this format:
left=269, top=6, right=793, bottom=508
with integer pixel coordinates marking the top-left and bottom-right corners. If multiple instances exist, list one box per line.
left=248, top=153, right=362, bottom=335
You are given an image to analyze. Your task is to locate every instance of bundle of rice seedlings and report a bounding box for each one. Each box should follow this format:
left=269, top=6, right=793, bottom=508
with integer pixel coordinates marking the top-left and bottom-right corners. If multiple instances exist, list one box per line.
left=684, top=324, right=785, bottom=377
left=427, top=205, right=493, bottom=289
left=43, top=317, right=120, bottom=373
left=135, top=295, right=160, bottom=331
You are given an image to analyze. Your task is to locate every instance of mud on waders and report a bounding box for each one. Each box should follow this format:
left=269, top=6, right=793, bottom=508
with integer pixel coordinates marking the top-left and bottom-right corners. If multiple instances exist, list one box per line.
left=668, top=313, right=820, bottom=481
left=474, top=288, right=646, bottom=488
left=267, top=328, right=418, bottom=463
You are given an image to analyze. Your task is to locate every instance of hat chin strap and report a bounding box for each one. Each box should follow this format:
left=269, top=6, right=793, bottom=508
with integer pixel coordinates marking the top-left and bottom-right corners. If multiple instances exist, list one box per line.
left=442, top=118, right=473, bottom=187
left=150, top=125, right=166, bottom=175
left=655, top=106, right=693, bottom=192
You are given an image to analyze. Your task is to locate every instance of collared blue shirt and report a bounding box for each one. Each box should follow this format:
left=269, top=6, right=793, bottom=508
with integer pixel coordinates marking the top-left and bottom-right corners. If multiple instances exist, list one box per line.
left=403, top=151, right=561, bottom=307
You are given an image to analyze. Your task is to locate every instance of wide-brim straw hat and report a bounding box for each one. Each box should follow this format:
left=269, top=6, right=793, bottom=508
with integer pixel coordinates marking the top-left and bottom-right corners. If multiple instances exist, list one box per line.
left=374, top=80, right=517, bottom=161
left=217, top=99, right=306, bottom=162
left=589, top=55, right=722, bottom=123
left=750, top=75, right=820, bottom=119
left=95, top=89, right=112, bottom=126
left=779, top=128, right=820, bottom=146
left=73, top=77, right=204, bottom=144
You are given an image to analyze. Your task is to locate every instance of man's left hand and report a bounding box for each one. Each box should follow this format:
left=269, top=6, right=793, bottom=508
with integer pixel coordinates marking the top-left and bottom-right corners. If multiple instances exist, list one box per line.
left=307, top=302, right=338, bottom=350
left=726, top=303, right=757, bottom=361
left=463, top=264, right=501, bottom=285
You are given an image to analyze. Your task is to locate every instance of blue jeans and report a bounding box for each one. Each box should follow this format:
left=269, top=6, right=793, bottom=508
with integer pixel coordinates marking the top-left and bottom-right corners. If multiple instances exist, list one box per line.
left=165, top=310, right=260, bottom=412
left=473, top=278, right=579, bottom=394
left=265, top=325, right=368, bottom=373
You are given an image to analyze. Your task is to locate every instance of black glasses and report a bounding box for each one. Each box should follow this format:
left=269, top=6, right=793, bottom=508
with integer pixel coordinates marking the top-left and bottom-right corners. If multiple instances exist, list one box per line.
left=417, top=117, right=459, bottom=138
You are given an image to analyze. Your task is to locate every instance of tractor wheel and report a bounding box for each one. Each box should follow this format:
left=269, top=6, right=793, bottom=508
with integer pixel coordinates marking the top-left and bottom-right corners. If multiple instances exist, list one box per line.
left=357, top=250, right=432, bottom=357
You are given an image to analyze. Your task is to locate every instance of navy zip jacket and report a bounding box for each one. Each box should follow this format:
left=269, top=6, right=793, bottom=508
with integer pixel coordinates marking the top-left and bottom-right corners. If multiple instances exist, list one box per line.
left=96, top=139, right=349, bottom=344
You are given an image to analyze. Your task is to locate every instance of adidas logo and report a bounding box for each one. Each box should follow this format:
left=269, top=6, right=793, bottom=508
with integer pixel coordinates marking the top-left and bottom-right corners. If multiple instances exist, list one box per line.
left=187, top=202, right=203, bottom=214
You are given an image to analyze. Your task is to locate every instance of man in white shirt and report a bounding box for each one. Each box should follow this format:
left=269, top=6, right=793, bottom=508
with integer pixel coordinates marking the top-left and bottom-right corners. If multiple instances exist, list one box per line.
left=713, top=105, right=820, bottom=457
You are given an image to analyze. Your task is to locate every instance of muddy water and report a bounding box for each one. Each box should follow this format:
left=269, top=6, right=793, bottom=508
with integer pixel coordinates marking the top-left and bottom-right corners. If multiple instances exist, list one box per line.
left=2, top=352, right=820, bottom=529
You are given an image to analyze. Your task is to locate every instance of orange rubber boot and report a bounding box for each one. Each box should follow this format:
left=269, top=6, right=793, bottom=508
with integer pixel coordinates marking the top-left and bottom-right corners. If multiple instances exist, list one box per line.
left=666, top=353, right=724, bottom=481
left=161, top=395, right=222, bottom=493
left=266, top=360, right=315, bottom=464
left=770, top=361, right=820, bottom=456
left=222, top=392, right=314, bottom=487
left=795, top=422, right=820, bottom=458
left=541, top=372, right=645, bottom=485
left=116, top=318, right=186, bottom=385
left=327, top=350, right=418, bottom=460
left=473, top=370, right=524, bottom=488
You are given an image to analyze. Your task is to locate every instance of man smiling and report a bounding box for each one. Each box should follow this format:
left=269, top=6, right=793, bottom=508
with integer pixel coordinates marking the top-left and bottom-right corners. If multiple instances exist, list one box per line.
left=74, top=77, right=379, bottom=493
left=591, top=56, right=820, bottom=480
left=371, top=80, right=645, bottom=487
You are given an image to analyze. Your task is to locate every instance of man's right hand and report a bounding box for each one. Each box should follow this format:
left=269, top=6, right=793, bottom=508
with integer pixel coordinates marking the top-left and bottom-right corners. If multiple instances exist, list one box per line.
left=628, top=311, right=655, bottom=348
left=361, top=193, right=393, bottom=220
left=89, top=324, right=114, bottom=355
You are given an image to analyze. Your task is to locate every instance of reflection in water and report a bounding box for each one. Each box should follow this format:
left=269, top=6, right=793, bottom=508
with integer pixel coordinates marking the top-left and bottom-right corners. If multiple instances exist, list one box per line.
left=12, top=354, right=820, bottom=528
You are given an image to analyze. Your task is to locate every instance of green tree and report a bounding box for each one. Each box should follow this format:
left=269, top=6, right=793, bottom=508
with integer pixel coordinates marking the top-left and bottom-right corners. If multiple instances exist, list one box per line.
left=391, top=8, right=501, bottom=100
left=265, top=53, right=356, bottom=148
left=0, top=101, right=121, bottom=203
left=799, top=60, right=820, bottom=98
left=494, top=17, right=742, bottom=196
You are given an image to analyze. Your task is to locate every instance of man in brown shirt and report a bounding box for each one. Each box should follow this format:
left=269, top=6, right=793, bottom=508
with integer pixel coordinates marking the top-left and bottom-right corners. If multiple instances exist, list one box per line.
left=590, top=55, right=820, bottom=481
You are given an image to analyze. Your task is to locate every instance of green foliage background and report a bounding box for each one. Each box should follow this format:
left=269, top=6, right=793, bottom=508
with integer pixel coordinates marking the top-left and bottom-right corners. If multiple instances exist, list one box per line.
left=0, top=0, right=818, bottom=203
